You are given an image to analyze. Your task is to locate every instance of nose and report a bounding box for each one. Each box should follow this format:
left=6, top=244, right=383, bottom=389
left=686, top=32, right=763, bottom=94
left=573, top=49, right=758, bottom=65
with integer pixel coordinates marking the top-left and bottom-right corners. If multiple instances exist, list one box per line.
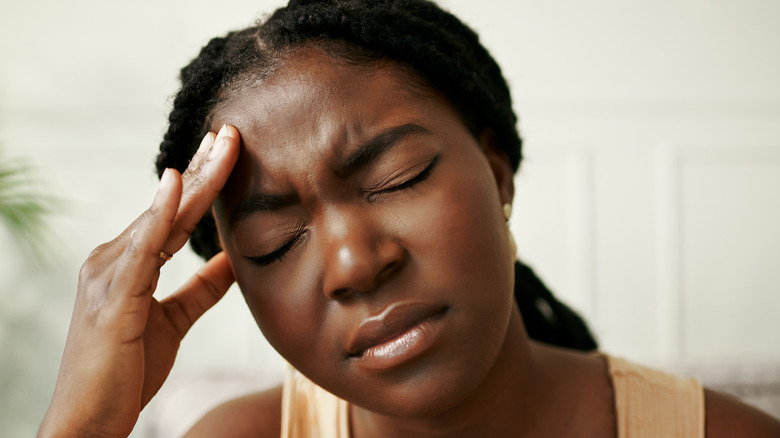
left=321, top=209, right=405, bottom=300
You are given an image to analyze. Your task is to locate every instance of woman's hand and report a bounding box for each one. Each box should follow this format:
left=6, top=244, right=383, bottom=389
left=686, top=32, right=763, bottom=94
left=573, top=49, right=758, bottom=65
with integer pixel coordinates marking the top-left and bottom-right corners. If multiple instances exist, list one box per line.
left=38, top=126, right=240, bottom=438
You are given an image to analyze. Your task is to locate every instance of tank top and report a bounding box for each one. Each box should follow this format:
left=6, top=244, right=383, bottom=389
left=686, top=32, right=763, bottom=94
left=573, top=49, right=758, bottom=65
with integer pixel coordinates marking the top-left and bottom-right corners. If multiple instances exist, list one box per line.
left=280, top=354, right=705, bottom=438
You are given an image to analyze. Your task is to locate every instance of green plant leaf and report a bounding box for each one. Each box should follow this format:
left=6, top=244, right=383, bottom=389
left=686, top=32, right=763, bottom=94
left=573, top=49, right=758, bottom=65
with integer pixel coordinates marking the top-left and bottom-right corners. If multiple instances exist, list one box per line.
left=0, top=155, right=55, bottom=259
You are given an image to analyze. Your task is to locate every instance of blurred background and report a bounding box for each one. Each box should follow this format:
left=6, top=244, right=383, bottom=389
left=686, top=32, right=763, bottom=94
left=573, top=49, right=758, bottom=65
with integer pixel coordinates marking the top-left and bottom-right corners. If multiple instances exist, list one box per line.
left=1, top=0, right=778, bottom=436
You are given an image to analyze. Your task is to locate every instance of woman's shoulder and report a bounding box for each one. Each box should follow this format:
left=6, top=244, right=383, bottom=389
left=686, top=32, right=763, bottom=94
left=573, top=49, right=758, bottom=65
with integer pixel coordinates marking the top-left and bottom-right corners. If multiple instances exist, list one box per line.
left=182, top=385, right=283, bottom=438
left=602, top=352, right=780, bottom=437
left=705, top=388, right=780, bottom=437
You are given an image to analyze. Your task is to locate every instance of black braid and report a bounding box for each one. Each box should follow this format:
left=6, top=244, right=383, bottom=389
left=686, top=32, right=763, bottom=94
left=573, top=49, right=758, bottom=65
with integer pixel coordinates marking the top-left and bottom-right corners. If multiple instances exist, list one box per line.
left=514, top=262, right=598, bottom=350
left=155, top=0, right=597, bottom=350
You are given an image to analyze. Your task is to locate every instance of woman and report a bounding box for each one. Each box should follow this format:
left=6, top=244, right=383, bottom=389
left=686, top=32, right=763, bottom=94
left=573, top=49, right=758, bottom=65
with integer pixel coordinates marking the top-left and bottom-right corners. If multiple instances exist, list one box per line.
left=39, top=1, right=780, bottom=437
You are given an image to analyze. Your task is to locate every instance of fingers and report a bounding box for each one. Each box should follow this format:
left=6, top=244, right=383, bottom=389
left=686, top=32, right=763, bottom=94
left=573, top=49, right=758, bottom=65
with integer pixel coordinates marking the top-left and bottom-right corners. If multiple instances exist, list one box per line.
left=161, top=125, right=240, bottom=257
left=106, top=169, right=182, bottom=326
left=161, top=252, right=235, bottom=338
left=77, top=125, right=238, bottom=333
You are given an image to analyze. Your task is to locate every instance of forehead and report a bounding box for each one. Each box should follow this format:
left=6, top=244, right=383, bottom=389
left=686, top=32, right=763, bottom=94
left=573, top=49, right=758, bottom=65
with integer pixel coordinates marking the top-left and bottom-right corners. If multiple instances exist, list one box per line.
left=212, top=49, right=434, bottom=139
left=209, top=48, right=467, bottom=210
left=209, top=47, right=451, bottom=172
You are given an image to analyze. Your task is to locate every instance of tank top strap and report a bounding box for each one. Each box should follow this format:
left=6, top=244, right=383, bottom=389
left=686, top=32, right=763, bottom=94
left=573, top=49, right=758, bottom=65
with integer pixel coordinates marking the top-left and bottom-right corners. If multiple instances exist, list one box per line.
left=281, top=363, right=350, bottom=438
left=605, top=355, right=704, bottom=438
left=281, top=355, right=703, bottom=437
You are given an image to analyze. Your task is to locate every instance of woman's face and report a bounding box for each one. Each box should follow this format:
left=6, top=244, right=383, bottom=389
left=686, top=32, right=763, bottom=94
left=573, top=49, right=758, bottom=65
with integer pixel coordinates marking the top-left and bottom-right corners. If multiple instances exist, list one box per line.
left=211, top=48, right=517, bottom=416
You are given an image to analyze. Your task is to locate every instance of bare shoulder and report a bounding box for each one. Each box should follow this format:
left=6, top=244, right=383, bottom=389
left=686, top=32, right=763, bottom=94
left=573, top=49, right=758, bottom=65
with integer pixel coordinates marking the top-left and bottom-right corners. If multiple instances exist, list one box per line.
left=183, top=385, right=283, bottom=438
left=705, top=388, right=780, bottom=437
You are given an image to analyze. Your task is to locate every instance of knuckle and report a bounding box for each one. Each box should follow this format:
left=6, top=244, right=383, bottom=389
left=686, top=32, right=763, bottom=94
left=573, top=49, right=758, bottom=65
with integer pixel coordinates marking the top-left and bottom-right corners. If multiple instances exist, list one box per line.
left=183, top=164, right=207, bottom=191
left=145, top=201, right=163, bottom=218
left=77, top=261, right=110, bottom=317
left=87, top=242, right=110, bottom=260
left=80, top=242, right=111, bottom=281
left=78, top=259, right=95, bottom=283
left=182, top=166, right=221, bottom=204
left=179, top=221, right=198, bottom=238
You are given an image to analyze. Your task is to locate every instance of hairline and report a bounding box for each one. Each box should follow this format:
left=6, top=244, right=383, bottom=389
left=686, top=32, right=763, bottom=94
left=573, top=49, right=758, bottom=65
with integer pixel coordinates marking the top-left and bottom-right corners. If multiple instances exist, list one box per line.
left=205, top=39, right=479, bottom=139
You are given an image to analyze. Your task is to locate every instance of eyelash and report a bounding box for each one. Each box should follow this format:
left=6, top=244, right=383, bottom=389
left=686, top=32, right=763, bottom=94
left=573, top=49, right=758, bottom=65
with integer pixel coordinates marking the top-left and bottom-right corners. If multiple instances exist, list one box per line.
left=366, top=154, right=441, bottom=201
left=245, top=154, right=441, bottom=267
left=245, top=224, right=307, bottom=267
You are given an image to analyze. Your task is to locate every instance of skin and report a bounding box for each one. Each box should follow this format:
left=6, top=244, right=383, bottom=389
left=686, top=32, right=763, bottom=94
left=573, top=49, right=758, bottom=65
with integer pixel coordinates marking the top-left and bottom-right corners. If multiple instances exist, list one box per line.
left=211, top=50, right=518, bottom=418
left=38, top=46, right=780, bottom=437
left=37, top=127, right=240, bottom=438
left=204, top=48, right=618, bottom=437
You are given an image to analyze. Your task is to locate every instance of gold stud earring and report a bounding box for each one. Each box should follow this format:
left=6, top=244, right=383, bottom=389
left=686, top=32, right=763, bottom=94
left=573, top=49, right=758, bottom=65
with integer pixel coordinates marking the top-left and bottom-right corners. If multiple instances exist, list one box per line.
left=503, top=203, right=517, bottom=261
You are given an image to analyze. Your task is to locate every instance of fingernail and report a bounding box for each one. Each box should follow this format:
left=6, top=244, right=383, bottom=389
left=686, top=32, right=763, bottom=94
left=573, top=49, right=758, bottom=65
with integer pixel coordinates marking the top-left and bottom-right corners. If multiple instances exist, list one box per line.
left=208, top=125, right=230, bottom=160
left=154, top=168, right=174, bottom=205
left=197, top=130, right=216, bottom=154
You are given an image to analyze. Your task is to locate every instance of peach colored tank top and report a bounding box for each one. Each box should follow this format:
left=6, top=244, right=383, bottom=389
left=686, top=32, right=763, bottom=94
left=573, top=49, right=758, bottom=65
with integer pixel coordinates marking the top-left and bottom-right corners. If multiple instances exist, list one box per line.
left=280, top=355, right=705, bottom=438
left=606, top=355, right=705, bottom=437
left=280, top=365, right=350, bottom=438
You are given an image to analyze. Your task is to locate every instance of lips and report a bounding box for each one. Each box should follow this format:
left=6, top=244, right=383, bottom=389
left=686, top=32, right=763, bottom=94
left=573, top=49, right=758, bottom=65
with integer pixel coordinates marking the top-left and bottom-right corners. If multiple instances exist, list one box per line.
left=346, top=302, right=449, bottom=370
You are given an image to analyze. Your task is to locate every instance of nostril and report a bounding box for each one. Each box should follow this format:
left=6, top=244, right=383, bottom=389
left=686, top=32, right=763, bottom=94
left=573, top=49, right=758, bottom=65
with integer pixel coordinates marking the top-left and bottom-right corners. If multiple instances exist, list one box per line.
left=377, top=260, right=401, bottom=283
left=324, top=240, right=405, bottom=301
left=331, top=287, right=354, bottom=301
left=329, top=261, right=400, bottom=301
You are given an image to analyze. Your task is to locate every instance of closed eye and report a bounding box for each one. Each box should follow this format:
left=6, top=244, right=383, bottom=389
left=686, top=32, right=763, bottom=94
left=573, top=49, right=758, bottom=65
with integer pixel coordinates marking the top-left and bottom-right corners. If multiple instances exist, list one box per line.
left=244, top=224, right=307, bottom=267
left=367, top=154, right=441, bottom=201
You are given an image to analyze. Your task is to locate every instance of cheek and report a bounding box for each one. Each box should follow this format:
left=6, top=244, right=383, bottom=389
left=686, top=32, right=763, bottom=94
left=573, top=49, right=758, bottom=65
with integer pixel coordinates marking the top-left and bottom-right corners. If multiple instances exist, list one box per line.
left=400, top=152, right=515, bottom=347
left=406, top=154, right=510, bottom=286
left=233, top=263, right=325, bottom=361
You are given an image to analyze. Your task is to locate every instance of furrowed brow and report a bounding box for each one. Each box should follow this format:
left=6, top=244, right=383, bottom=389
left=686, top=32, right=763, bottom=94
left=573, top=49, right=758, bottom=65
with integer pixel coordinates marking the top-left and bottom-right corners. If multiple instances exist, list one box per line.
left=338, top=123, right=431, bottom=176
left=229, top=191, right=298, bottom=227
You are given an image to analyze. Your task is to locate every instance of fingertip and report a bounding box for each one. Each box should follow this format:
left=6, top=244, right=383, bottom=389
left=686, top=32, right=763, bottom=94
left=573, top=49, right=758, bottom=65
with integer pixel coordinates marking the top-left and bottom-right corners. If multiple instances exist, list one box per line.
left=152, top=168, right=175, bottom=206
left=210, top=250, right=227, bottom=262
left=199, top=130, right=217, bottom=152
left=223, top=124, right=239, bottom=139
left=209, top=251, right=233, bottom=274
left=216, top=124, right=229, bottom=139
left=208, top=124, right=241, bottom=162
left=222, top=125, right=241, bottom=165
left=155, top=166, right=183, bottom=199
left=186, top=132, right=218, bottom=170
left=160, top=167, right=174, bottom=187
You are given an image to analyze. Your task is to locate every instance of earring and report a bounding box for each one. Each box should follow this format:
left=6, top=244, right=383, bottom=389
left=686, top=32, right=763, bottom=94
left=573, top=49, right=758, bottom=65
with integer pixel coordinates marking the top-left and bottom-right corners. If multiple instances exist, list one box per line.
left=503, top=203, right=517, bottom=261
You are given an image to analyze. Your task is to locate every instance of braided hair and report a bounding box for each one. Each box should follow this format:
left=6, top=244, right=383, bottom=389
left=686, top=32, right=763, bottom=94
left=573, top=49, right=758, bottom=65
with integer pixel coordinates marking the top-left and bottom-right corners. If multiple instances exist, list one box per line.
left=155, top=0, right=597, bottom=351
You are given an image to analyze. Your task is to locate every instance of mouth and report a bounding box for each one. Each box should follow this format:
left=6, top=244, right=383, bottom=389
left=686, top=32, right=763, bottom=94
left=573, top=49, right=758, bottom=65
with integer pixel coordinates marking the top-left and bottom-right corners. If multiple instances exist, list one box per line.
left=346, top=302, right=449, bottom=371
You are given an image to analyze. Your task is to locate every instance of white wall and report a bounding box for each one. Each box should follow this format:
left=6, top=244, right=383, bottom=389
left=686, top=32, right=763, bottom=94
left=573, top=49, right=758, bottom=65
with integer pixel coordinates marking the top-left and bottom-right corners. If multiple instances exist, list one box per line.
left=1, top=0, right=779, bottom=436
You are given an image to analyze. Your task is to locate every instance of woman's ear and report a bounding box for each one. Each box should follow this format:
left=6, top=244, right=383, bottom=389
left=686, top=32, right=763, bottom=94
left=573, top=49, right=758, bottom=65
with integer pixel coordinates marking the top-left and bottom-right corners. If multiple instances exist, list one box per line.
left=479, top=129, right=515, bottom=205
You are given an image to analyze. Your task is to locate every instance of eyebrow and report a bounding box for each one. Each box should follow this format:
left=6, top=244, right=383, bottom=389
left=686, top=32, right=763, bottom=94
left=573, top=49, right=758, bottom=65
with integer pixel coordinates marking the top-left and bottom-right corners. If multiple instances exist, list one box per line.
left=338, top=123, right=432, bottom=176
left=229, top=123, right=431, bottom=227
left=229, top=192, right=299, bottom=227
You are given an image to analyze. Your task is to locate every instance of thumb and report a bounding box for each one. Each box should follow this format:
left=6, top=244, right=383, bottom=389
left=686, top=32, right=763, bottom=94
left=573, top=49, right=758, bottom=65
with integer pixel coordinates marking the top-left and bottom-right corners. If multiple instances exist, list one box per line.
left=160, top=252, right=235, bottom=338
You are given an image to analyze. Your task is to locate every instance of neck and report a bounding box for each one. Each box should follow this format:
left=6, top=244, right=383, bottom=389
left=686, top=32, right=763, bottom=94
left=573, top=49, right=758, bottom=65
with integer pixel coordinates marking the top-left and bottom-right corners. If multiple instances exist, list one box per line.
left=350, top=304, right=551, bottom=438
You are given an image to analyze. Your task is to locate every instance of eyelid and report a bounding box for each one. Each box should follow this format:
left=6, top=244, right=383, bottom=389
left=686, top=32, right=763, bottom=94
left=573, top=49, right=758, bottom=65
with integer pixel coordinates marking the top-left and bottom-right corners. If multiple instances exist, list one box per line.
left=244, top=223, right=307, bottom=267
left=366, top=154, right=441, bottom=200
